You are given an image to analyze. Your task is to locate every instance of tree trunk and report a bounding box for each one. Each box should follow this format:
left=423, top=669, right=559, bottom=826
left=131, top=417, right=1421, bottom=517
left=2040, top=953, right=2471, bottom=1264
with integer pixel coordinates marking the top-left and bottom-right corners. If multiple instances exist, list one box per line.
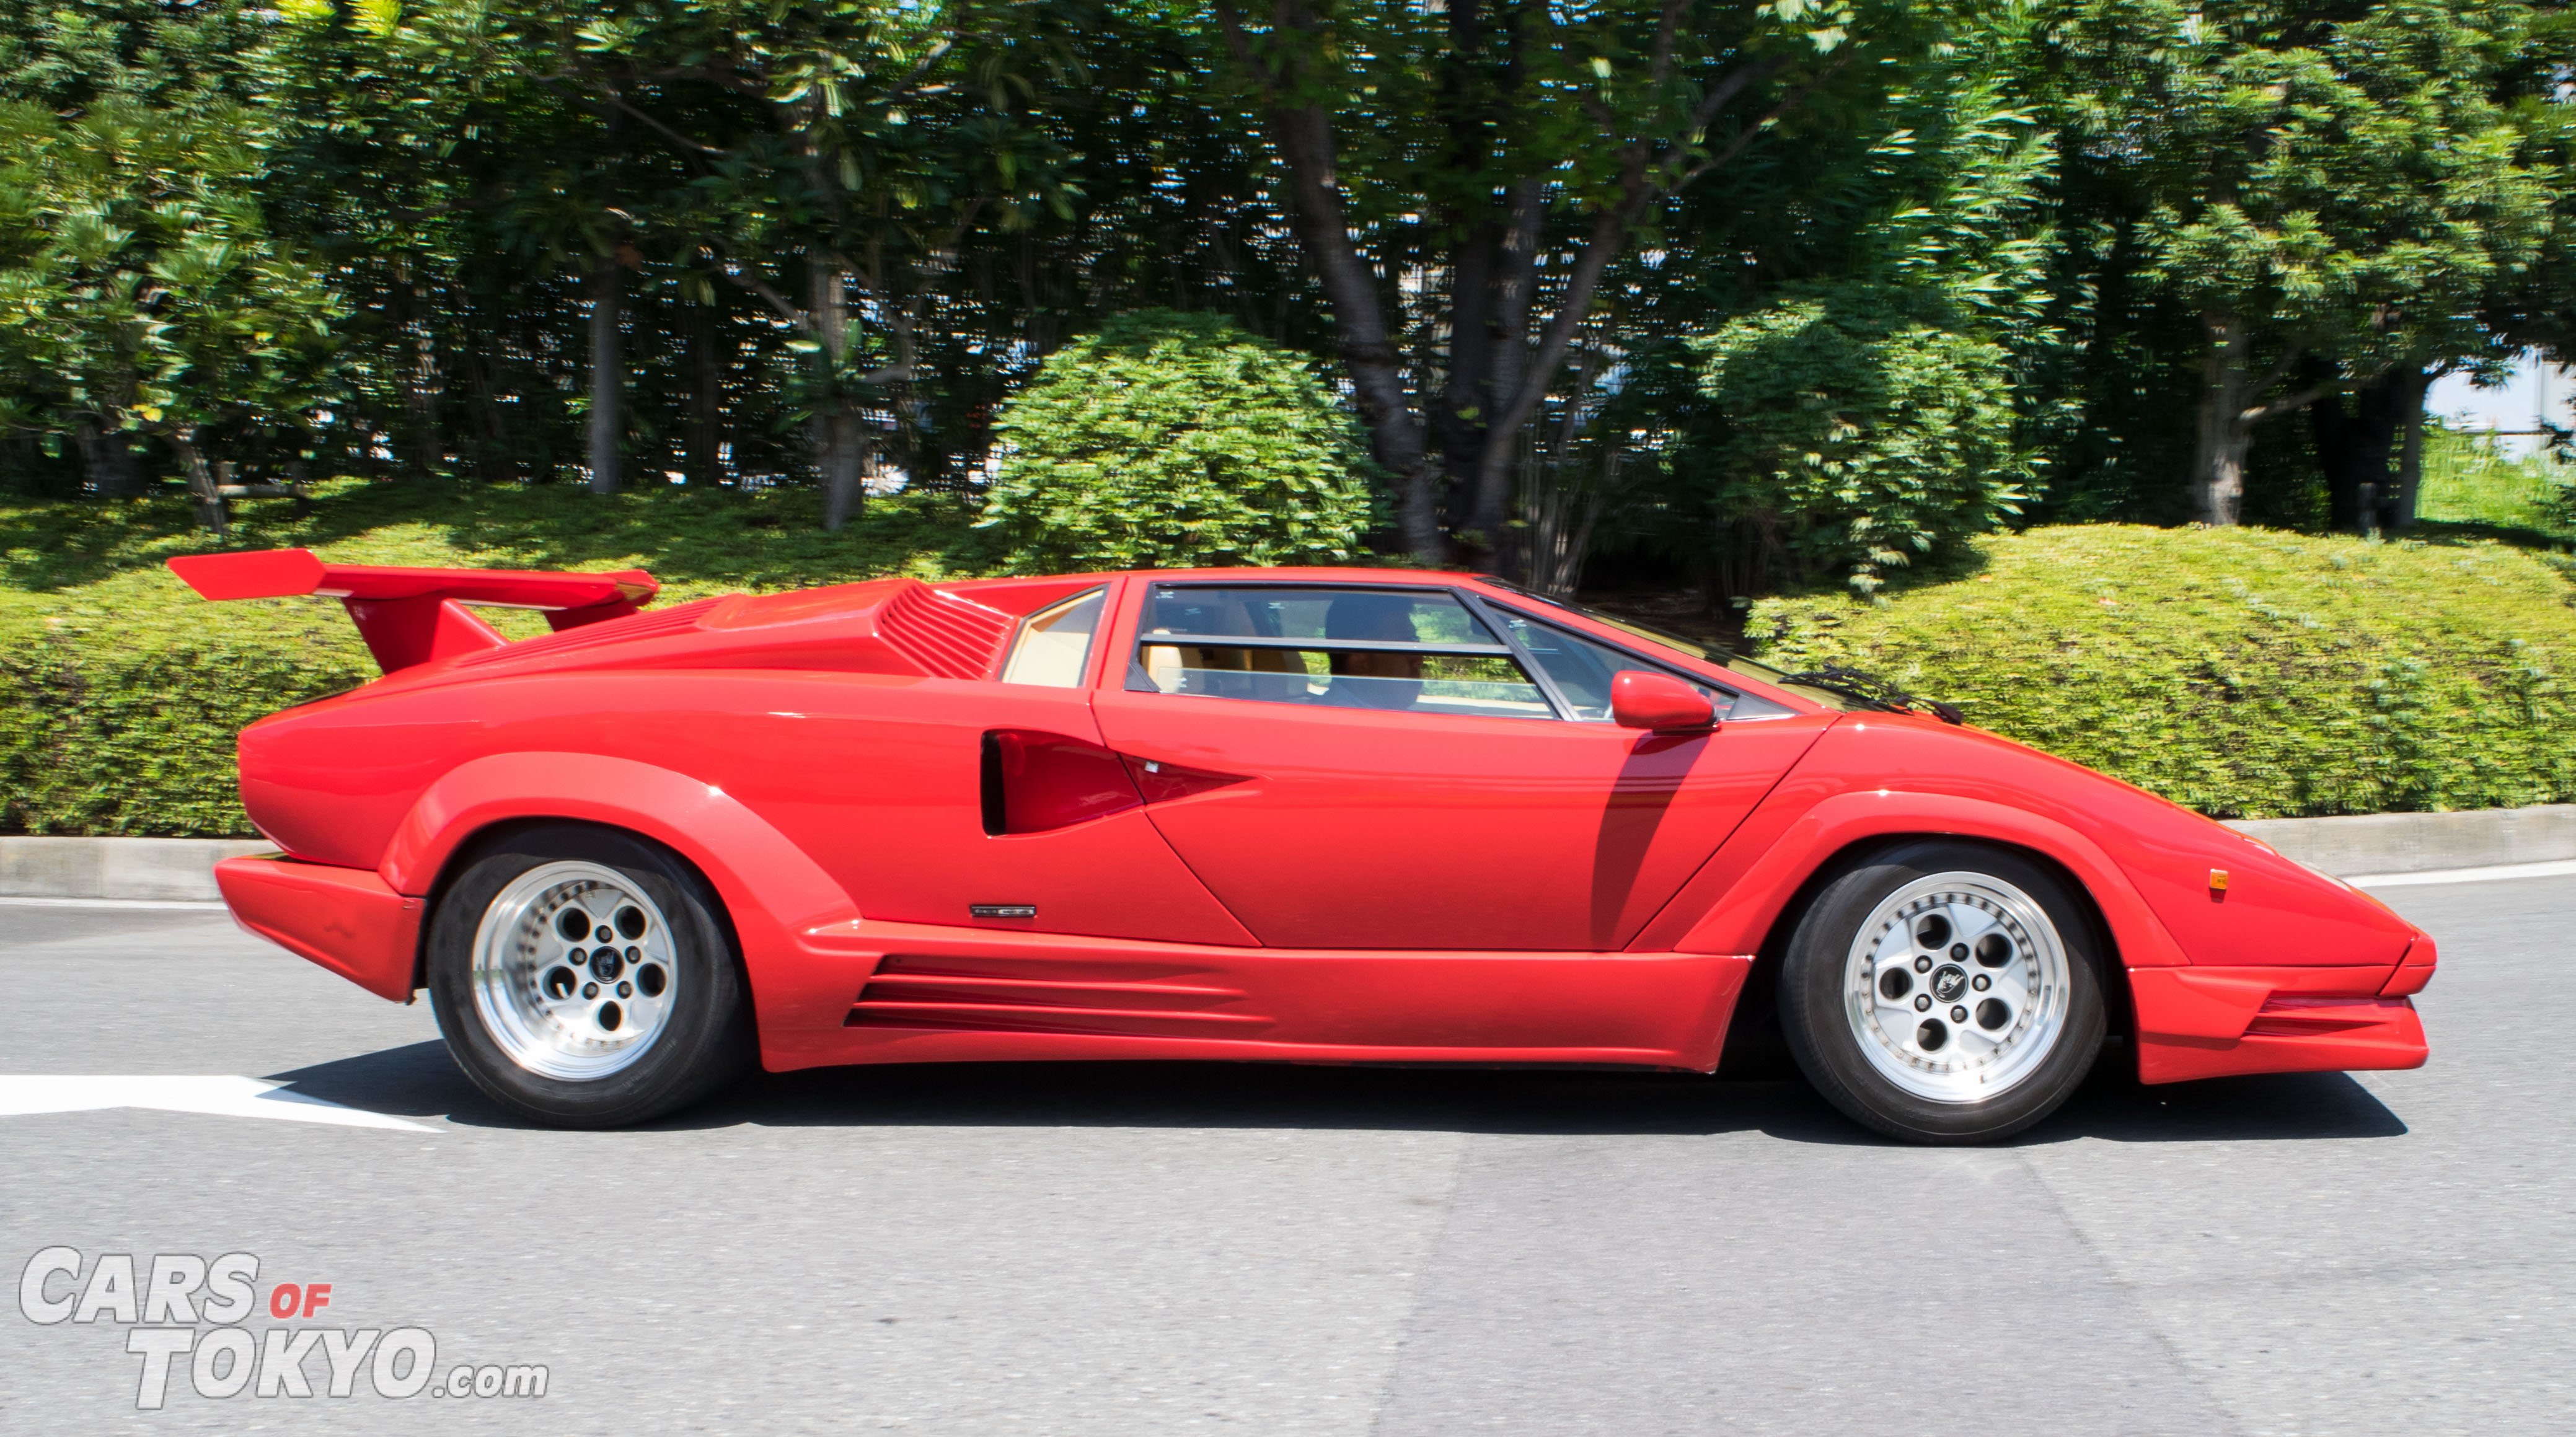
left=1219, top=2, right=1439, bottom=559
left=388, top=269, right=438, bottom=480
left=74, top=421, right=148, bottom=499
left=686, top=287, right=725, bottom=486
left=586, top=253, right=624, bottom=494
left=2309, top=363, right=2409, bottom=534
left=2388, top=366, right=2430, bottom=532
left=2191, top=313, right=2253, bottom=525
left=811, top=258, right=868, bottom=530
left=167, top=428, right=229, bottom=538
left=1218, top=1, right=1792, bottom=566
left=1277, top=99, right=1438, bottom=559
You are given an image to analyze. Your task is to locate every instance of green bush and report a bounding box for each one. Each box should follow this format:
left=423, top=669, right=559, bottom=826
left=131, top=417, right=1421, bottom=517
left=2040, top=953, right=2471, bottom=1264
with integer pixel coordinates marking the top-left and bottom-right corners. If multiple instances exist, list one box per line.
left=1690, top=292, right=2034, bottom=595
left=978, top=310, right=1378, bottom=571
left=1752, top=525, right=2576, bottom=817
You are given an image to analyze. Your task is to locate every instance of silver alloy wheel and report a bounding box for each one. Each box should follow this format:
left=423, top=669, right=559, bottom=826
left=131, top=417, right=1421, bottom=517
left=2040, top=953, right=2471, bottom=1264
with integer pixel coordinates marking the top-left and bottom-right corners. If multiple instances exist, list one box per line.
left=1843, top=871, right=2072, bottom=1103
left=470, top=861, right=680, bottom=1080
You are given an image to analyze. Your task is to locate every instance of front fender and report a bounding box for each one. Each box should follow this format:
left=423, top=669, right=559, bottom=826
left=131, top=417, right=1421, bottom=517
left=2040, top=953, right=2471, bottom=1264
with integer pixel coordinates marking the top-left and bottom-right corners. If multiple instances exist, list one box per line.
left=1656, top=786, right=2191, bottom=971
left=379, top=751, right=868, bottom=1065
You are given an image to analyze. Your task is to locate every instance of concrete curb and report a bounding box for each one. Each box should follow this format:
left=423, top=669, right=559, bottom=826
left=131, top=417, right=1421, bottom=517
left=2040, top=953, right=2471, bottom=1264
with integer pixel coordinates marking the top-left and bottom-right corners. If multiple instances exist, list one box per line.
left=2226, top=804, right=2576, bottom=877
left=0, top=837, right=273, bottom=902
left=4, top=804, right=2571, bottom=902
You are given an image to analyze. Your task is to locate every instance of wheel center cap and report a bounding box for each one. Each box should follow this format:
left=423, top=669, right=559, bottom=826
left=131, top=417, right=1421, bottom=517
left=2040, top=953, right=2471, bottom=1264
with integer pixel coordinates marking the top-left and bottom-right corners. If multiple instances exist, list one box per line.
left=1930, top=964, right=1969, bottom=1003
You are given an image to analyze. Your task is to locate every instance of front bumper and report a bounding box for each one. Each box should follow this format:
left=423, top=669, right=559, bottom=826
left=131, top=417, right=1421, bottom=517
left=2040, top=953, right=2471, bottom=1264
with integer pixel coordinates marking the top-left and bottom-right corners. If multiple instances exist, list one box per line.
left=216, top=853, right=423, bottom=1001
left=2130, top=939, right=2433, bottom=1084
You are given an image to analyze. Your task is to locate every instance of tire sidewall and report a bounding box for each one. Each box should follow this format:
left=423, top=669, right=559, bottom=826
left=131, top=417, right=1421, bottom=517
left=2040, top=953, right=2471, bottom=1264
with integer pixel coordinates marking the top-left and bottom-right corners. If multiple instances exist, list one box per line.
left=1779, top=840, right=2107, bottom=1144
left=427, top=824, right=749, bottom=1128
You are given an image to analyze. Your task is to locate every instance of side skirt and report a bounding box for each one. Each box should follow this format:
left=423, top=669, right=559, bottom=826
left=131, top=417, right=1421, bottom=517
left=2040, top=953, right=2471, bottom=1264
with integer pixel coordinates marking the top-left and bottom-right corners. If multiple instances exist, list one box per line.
left=759, top=918, right=1755, bottom=1074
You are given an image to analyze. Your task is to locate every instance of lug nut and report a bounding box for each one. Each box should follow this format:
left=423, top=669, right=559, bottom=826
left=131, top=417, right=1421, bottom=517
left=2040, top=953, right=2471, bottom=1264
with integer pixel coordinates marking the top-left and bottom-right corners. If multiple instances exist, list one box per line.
left=1972, top=974, right=1991, bottom=991
left=1951, top=1005, right=1968, bottom=1023
left=1914, top=956, right=1933, bottom=973
left=1914, top=994, right=1931, bottom=1012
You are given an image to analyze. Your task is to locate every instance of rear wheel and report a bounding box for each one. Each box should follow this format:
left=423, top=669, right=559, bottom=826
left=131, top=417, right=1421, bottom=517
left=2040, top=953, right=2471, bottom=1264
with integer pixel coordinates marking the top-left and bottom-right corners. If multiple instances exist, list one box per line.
left=1778, top=840, right=2106, bottom=1144
left=427, top=825, right=751, bottom=1128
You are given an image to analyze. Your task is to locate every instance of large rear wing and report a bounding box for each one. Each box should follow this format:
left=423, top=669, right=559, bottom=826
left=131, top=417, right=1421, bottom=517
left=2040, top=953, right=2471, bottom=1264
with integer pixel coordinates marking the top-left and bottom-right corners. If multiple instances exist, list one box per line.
left=167, top=548, right=658, bottom=675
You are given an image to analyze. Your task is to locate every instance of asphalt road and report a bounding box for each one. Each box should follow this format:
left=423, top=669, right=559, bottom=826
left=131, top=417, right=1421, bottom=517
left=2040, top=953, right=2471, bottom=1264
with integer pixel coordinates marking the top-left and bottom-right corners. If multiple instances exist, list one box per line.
left=0, top=873, right=2565, bottom=1435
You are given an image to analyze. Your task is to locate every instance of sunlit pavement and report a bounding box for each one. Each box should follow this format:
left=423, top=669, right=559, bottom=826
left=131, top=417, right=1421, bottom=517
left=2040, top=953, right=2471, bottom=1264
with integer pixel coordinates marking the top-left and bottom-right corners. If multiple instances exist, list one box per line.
left=1, top=875, right=2564, bottom=1435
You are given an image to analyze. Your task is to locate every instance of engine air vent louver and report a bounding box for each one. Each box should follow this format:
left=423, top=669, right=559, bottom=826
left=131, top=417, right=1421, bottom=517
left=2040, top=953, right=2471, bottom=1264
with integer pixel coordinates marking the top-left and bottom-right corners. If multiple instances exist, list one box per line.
left=877, top=584, right=1015, bottom=679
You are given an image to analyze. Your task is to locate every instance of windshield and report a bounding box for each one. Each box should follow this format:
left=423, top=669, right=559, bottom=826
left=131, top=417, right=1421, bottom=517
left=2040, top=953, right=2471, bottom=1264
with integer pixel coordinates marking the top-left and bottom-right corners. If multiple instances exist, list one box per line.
left=1472, top=581, right=1872, bottom=714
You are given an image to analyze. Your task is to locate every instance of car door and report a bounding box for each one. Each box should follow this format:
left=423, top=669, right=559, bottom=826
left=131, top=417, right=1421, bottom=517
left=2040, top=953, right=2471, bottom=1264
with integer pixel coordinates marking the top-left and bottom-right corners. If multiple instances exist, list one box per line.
left=1088, top=580, right=1830, bottom=951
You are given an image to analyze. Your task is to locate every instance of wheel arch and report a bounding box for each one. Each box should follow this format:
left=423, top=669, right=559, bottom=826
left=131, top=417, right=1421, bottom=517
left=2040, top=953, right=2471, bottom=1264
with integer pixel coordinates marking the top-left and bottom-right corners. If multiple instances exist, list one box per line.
left=1670, top=791, right=2181, bottom=1067
left=379, top=752, right=865, bottom=1065
left=413, top=817, right=749, bottom=991
left=1727, top=833, right=2133, bottom=1066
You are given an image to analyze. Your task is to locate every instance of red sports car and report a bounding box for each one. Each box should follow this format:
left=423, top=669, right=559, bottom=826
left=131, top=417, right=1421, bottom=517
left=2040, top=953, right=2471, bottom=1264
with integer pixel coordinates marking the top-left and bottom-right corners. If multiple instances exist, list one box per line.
left=169, top=550, right=2435, bottom=1142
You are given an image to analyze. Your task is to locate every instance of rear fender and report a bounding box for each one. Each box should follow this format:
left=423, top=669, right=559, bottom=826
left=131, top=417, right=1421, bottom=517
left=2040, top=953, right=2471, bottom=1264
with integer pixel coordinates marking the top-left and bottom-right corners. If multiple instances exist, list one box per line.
left=378, top=752, right=866, bottom=1066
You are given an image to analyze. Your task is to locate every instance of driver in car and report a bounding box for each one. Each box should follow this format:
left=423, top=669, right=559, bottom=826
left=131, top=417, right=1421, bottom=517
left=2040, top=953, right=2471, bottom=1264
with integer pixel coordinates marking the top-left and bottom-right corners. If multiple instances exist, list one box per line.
left=1321, top=592, right=1425, bottom=711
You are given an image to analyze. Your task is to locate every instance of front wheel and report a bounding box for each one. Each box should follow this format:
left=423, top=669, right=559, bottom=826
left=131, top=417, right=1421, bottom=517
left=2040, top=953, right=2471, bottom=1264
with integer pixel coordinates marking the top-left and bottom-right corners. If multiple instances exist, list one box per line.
left=427, top=825, right=751, bottom=1128
left=1778, top=840, right=2106, bottom=1144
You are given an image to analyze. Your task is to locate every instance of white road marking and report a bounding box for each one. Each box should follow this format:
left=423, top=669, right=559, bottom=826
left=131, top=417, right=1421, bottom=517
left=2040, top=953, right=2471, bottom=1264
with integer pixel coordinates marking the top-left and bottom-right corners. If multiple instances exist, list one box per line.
left=0, top=896, right=228, bottom=910
left=0, top=1075, right=429, bottom=1131
left=2347, top=858, right=2576, bottom=888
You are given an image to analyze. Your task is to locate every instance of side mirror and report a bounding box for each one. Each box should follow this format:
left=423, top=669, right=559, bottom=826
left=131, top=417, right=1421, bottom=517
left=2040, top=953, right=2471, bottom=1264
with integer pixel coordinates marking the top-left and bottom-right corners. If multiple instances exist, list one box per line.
left=1610, top=670, right=1715, bottom=733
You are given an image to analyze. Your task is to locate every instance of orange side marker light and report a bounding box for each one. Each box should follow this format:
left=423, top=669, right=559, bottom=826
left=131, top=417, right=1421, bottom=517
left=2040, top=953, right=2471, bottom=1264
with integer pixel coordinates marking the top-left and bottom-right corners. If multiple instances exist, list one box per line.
left=2208, top=868, right=2230, bottom=893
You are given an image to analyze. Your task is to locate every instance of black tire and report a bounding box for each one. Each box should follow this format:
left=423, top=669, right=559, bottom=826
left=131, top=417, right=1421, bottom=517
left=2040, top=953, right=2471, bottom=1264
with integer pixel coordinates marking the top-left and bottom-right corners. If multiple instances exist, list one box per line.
left=426, top=824, right=752, bottom=1128
left=1778, top=840, right=2107, bottom=1145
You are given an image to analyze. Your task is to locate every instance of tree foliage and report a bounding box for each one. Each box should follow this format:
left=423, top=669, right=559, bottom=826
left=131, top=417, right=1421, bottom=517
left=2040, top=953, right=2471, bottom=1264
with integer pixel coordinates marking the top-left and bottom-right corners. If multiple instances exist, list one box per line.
left=0, top=0, right=2567, bottom=594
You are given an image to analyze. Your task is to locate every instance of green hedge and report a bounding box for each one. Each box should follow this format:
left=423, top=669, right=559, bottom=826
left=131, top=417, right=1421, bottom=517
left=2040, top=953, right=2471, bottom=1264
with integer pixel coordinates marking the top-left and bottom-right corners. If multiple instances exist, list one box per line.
left=1, top=483, right=999, bottom=836
left=7, top=491, right=2574, bottom=832
left=2, top=581, right=375, bottom=834
left=1752, top=525, right=2576, bottom=818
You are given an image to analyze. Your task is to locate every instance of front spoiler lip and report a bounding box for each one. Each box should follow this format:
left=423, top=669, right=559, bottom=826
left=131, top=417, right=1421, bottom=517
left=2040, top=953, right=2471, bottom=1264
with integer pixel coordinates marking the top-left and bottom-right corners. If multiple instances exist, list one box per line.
left=2131, top=963, right=2427, bottom=1084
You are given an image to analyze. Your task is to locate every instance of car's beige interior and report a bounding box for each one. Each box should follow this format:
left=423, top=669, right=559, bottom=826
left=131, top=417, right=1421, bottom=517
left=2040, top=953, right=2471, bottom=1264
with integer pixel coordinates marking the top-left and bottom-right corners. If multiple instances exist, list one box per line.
left=1140, top=592, right=1305, bottom=695
left=1000, top=589, right=1107, bottom=687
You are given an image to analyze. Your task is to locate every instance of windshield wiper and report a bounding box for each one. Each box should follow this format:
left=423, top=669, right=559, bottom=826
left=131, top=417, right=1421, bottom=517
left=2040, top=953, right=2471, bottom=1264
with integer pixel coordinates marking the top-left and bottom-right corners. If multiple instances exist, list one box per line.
left=1771, top=664, right=1964, bottom=725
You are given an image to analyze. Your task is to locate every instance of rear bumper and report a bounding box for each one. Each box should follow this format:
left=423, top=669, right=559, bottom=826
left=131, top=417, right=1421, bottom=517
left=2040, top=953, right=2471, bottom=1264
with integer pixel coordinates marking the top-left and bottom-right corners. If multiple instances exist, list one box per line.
left=2131, top=961, right=2427, bottom=1084
left=216, top=854, right=423, bottom=1001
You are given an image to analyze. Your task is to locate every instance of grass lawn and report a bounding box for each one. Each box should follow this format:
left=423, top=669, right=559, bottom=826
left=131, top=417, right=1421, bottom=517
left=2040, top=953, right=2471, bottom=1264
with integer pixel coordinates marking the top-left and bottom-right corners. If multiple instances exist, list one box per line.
left=2413, top=424, right=2575, bottom=545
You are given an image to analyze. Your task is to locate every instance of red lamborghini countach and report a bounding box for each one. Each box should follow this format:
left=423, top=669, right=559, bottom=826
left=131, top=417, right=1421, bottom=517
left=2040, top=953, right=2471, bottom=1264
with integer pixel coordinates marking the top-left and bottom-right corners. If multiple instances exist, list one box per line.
left=169, top=550, right=2435, bottom=1142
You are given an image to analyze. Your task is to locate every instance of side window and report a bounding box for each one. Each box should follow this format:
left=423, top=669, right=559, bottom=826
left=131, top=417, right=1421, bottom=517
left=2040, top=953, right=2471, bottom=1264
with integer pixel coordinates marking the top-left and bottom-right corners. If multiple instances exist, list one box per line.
left=1000, top=588, right=1106, bottom=687
left=1128, top=586, right=1554, bottom=720
left=1498, top=613, right=1770, bottom=721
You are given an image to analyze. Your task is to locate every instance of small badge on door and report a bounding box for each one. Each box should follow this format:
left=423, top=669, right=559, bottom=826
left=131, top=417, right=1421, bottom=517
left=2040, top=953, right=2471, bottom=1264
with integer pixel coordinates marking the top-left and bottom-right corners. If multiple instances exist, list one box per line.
left=969, top=904, right=1038, bottom=920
